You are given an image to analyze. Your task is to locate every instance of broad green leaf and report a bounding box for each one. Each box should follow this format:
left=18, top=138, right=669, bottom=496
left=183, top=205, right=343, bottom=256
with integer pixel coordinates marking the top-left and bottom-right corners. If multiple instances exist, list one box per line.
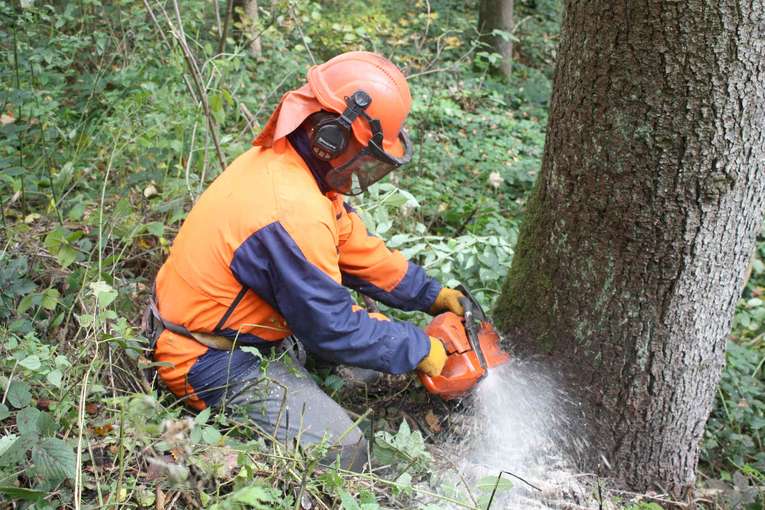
left=392, top=472, right=412, bottom=495
left=339, top=490, right=361, bottom=510
left=16, top=294, right=35, bottom=315
left=19, top=354, right=41, bottom=371
left=477, top=474, right=514, bottom=492
left=31, top=437, right=76, bottom=480
left=6, top=380, right=32, bottom=409
left=41, top=288, right=60, bottom=310
left=37, top=410, right=57, bottom=437
left=0, top=486, right=45, bottom=501
left=47, top=369, right=63, bottom=388
left=231, top=484, right=280, bottom=507
left=0, top=434, right=18, bottom=457
left=89, top=281, right=117, bottom=308
left=57, top=244, right=78, bottom=268
left=194, top=407, right=211, bottom=425
left=76, top=313, right=94, bottom=327
left=0, top=403, right=9, bottom=421
left=144, top=221, right=164, bottom=237
left=16, top=406, right=42, bottom=437
left=202, top=426, right=221, bottom=445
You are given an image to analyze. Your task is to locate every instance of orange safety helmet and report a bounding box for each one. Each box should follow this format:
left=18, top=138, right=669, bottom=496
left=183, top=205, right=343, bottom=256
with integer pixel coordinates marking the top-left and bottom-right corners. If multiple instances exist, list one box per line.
left=254, top=51, right=413, bottom=194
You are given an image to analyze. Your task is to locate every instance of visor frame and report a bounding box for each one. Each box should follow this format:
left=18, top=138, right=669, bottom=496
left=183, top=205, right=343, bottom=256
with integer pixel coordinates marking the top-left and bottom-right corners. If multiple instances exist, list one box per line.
left=325, top=127, right=413, bottom=196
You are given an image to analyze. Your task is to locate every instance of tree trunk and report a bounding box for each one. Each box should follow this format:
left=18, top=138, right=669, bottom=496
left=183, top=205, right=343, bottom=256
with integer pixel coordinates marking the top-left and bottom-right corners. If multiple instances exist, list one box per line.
left=478, top=0, right=513, bottom=79
left=244, top=0, right=261, bottom=58
left=493, top=0, right=765, bottom=497
left=230, top=0, right=262, bottom=58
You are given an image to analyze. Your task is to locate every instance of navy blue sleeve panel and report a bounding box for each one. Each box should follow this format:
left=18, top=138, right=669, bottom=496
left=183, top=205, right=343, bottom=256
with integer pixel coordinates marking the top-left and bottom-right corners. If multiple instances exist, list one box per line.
left=341, top=261, right=442, bottom=312
left=229, top=222, right=431, bottom=374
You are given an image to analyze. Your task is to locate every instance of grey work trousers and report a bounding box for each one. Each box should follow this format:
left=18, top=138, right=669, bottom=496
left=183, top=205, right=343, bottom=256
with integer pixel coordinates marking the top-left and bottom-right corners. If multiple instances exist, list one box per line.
left=209, top=351, right=368, bottom=471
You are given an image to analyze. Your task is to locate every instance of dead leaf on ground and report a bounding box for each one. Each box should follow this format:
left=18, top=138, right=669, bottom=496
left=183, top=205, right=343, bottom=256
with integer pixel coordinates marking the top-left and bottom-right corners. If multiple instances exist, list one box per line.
left=424, top=409, right=442, bottom=433
left=155, top=487, right=165, bottom=510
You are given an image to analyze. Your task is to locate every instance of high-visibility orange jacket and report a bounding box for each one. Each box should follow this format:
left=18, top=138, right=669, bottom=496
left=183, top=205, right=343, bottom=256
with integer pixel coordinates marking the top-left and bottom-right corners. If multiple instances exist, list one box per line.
left=153, top=131, right=441, bottom=409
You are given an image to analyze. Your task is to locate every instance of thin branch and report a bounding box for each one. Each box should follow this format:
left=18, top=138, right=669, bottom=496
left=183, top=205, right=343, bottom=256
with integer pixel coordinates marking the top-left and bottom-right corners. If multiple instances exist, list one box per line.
left=288, top=3, right=315, bottom=64
left=212, top=0, right=222, bottom=38
left=142, top=0, right=198, bottom=103
left=218, top=0, right=234, bottom=55
left=163, top=0, right=227, bottom=173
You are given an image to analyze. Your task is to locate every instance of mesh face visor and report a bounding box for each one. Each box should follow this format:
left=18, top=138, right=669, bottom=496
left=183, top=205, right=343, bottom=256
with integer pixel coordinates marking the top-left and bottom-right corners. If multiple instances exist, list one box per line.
left=325, top=115, right=413, bottom=196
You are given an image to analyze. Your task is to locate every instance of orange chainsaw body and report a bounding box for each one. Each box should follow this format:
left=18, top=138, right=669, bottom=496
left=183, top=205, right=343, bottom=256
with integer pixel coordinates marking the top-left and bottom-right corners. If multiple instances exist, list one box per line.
left=419, top=311, right=510, bottom=400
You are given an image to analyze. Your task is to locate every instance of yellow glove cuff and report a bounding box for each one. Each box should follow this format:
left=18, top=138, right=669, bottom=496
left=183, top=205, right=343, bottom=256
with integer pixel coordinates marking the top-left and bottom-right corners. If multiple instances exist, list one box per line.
left=429, top=287, right=465, bottom=316
left=417, top=337, right=448, bottom=376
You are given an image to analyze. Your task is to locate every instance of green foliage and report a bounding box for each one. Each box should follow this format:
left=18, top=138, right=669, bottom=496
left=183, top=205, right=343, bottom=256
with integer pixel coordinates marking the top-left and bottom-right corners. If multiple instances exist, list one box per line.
left=701, top=226, right=765, bottom=505
left=374, top=419, right=432, bottom=476
left=7, top=0, right=759, bottom=507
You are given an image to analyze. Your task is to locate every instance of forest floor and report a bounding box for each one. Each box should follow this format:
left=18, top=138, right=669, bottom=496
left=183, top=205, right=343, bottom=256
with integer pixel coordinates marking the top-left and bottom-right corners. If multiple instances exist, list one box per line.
left=1, top=1, right=763, bottom=509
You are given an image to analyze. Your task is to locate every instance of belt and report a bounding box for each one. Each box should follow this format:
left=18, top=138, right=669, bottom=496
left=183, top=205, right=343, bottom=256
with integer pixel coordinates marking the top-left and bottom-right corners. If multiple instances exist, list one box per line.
left=142, top=292, right=264, bottom=351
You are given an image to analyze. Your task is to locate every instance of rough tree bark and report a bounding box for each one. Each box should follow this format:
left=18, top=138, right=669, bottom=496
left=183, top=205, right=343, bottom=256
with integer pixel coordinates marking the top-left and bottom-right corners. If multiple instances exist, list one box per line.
left=478, top=0, right=513, bottom=79
left=493, top=0, right=765, bottom=496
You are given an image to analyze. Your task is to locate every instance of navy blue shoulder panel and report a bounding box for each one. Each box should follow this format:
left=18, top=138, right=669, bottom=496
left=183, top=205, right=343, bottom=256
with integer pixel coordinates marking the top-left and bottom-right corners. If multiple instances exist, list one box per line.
left=228, top=222, right=430, bottom=374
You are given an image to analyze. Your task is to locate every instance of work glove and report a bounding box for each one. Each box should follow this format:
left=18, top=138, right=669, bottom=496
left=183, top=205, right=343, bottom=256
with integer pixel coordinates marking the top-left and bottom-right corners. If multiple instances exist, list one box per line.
left=416, top=337, right=448, bottom=376
left=429, top=287, right=465, bottom=316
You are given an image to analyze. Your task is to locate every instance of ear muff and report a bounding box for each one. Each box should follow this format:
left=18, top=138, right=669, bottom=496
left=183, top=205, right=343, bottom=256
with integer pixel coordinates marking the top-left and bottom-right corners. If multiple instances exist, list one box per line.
left=310, top=113, right=350, bottom=161
left=310, top=90, right=372, bottom=161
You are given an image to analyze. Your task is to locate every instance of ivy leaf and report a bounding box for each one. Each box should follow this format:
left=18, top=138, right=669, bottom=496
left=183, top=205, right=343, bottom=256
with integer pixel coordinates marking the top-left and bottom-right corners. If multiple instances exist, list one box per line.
left=6, top=380, right=32, bottom=409
left=31, top=437, right=76, bottom=480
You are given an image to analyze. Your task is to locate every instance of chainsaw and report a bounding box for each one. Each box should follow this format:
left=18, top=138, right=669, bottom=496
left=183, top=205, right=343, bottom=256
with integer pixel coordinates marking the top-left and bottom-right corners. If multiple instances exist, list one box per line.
left=419, top=285, right=510, bottom=399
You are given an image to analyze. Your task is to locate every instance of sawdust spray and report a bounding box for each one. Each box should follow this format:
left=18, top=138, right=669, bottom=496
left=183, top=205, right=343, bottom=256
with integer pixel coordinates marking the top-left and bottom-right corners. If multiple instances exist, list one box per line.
left=449, top=357, right=594, bottom=508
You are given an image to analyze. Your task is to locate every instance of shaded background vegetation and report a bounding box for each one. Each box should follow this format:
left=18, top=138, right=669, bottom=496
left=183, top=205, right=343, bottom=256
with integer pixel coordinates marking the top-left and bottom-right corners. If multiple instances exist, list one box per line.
left=0, top=0, right=762, bottom=508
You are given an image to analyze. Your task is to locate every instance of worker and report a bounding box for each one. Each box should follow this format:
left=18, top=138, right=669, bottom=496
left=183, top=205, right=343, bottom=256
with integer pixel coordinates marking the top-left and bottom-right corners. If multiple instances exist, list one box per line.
left=145, top=51, right=465, bottom=471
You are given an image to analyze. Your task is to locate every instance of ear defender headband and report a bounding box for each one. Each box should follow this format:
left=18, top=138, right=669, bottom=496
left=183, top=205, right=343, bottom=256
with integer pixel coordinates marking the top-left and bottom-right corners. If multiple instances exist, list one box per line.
left=310, top=90, right=372, bottom=161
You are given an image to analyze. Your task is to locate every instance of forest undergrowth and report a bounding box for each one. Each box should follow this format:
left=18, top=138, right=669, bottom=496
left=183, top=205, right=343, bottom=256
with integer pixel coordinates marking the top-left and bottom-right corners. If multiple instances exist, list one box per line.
left=0, top=1, right=763, bottom=508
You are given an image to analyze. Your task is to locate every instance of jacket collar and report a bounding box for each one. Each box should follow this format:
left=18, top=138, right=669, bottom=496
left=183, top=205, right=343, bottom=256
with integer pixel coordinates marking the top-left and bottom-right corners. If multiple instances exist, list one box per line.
left=286, top=128, right=333, bottom=194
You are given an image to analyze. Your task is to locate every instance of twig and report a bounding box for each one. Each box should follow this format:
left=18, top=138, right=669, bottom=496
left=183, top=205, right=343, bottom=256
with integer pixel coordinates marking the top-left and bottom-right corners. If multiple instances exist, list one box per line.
left=184, top=120, right=199, bottom=203
left=1, top=361, right=18, bottom=406
left=288, top=3, right=315, bottom=64
left=443, top=457, right=478, bottom=508
left=212, top=0, right=222, bottom=38
left=218, top=0, right=234, bottom=55
left=142, top=0, right=198, bottom=103
left=406, top=41, right=479, bottom=80
left=486, top=470, right=541, bottom=510
left=251, top=68, right=296, bottom=121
